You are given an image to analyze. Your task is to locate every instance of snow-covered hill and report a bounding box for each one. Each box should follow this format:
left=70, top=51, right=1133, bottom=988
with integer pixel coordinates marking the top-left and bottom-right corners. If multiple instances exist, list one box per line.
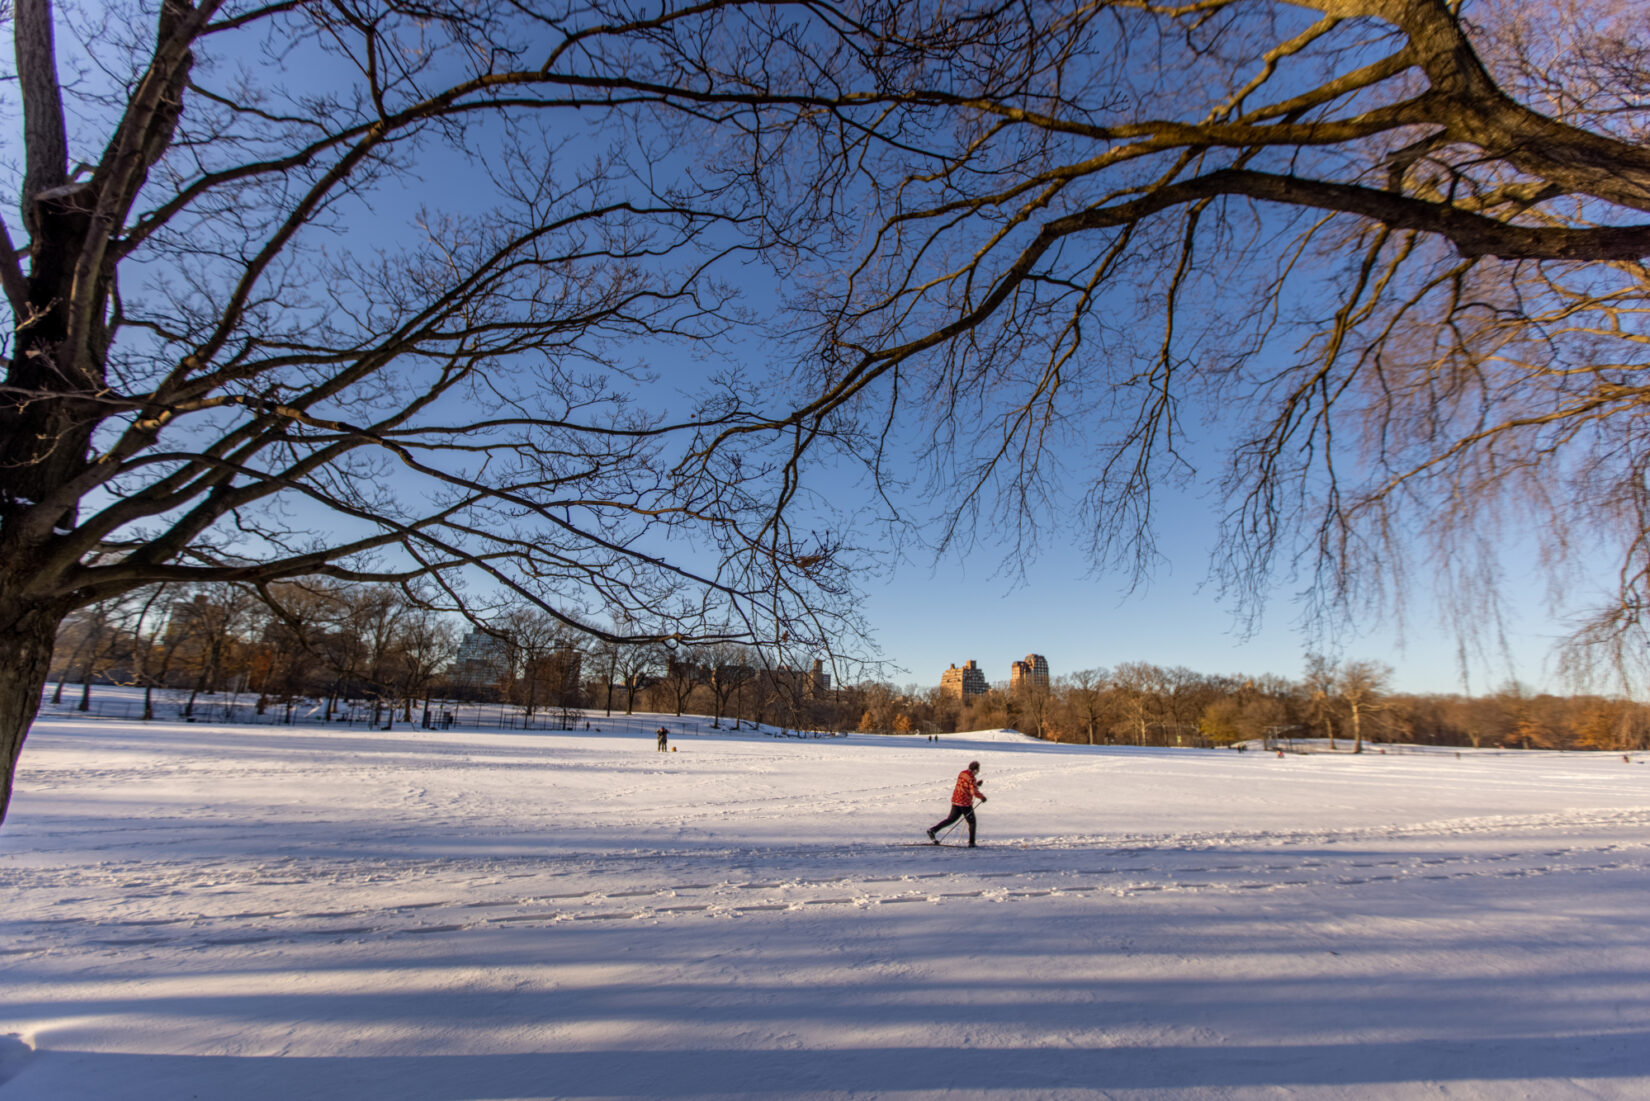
left=2, top=715, right=1647, bottom=1098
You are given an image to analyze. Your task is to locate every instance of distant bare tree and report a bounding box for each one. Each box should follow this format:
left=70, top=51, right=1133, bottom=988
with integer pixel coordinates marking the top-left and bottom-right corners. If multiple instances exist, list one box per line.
left=589, top=638, right=623, bottom=719
left=255, top=581, right=350, bottom=722
left=124, top=585, right=174, bottom=721
left=1339, top=660, right=1393, bottom=754
left=349, top=586, right=410, bottom=728
left=1060, top=668, right=1110, bottom=746
left=615, top=645, right=661, bottom=718
left=853, top=681, right=899, bottom=735
left=48, top=597, right=123, bottom=709
left=395, top=604, right=458, bottom=725
left=703, top=644, right=756, bottom=729
left=498, top=607, right=564, bottom=721
left=1302, top=653, right=1341, bottom=749
left=1014, top=679, right=1055, bottom=740
left=172, top=586, right=257, bottom=719
left=658, top=652, right=706, bottom=718
left=1111, top=663, right=1171, bottom=746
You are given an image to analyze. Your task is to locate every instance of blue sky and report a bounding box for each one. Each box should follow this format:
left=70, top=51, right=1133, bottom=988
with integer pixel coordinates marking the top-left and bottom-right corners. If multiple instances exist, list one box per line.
left=836, top=398, right=1568, bottom=696
left=858, top=538, right=1560, bottom=696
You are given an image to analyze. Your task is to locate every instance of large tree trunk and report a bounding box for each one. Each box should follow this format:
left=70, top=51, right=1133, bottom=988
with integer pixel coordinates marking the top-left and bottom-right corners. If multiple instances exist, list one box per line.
left=0, top=599, right=70, bottom=827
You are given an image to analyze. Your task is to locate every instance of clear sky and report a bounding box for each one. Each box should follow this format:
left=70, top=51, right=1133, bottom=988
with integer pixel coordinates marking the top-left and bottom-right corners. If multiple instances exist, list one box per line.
left=858, top=544, right=1560, bottom=697
left=841, top=451, right=1566, bottom=697
left=765, top=335, right=1568, bottom=697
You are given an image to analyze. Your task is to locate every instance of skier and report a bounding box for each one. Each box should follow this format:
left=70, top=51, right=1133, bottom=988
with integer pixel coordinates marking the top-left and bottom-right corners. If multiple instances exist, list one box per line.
left=656, top=726, right=669, bottom=752
left=927, top=760, right=987, bottom=847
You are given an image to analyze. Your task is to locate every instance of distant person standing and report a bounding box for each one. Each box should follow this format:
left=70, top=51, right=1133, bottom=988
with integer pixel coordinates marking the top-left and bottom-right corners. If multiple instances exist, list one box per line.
left=656, top=726, right=669, bottom=752
left=927, top=760, right=986, bottom=847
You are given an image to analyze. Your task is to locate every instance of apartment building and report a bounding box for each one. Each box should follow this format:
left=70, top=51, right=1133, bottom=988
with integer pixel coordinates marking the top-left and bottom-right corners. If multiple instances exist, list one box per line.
left=940, top=659, right=989, bottom=698
left=1010, top=653, right=1050, bottom=693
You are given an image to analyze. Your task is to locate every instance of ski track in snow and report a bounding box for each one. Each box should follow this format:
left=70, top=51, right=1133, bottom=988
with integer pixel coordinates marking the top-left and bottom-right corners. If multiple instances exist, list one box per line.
left=7, top=812, right=1650, bottom=953
left=4, top=715, right=1650, bottom=1099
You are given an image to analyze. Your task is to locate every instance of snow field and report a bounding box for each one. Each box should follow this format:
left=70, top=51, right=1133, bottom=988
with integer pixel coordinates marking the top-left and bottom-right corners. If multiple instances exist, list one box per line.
left=2, top=717, right=1648, bottom=1098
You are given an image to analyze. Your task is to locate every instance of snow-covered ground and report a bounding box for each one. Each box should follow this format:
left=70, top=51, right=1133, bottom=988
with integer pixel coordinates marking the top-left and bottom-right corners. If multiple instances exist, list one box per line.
left=2, top=716, right=1648, bottom=1099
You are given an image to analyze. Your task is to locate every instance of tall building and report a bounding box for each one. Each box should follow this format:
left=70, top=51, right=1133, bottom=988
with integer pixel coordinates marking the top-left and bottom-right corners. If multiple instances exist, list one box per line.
left=450, top=629, right=509, bottom=688
left=1010, top=653, right=1050, bottom=693
left=941, top=660, right=988, bottom=698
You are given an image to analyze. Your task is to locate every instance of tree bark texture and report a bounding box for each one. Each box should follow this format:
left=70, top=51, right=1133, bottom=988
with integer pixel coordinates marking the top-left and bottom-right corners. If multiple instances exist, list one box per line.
left=0, top=596, right=70, bottom=826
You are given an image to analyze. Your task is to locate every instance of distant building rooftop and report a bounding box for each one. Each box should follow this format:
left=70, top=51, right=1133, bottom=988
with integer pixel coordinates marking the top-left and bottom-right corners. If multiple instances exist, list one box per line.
left=941, top=659, right=988, bottom=698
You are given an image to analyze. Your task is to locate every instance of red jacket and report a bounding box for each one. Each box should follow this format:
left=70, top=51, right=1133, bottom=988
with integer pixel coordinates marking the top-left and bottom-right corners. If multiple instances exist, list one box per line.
left=951, top=768, right=981, bottom=807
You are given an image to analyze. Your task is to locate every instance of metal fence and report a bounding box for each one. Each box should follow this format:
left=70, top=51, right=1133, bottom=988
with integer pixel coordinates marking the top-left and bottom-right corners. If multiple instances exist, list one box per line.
left=32, top=690, right=822, bottom=739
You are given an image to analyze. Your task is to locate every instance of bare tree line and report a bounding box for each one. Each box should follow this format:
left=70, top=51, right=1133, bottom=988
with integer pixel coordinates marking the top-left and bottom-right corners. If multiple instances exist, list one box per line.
left=50, top=581, right=459, bottom=726
left=47, top=593, right=1650, bottom=753
left=44, top=581, right=840, bottom=732
left=844, top=656, right=1650, bottom=753
left=7, top=0, right=1650, bottom=824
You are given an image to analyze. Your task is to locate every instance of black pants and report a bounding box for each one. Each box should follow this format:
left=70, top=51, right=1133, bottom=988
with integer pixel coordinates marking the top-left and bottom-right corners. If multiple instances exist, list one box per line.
left=930, top=803, right=976, bottom=845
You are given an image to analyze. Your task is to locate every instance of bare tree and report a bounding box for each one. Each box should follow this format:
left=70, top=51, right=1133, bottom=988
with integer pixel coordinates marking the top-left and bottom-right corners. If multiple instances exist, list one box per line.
left=347, top=585, right=410, bottom=728
left=615, top=645, right=660, bottom=717
left=656, top=0, right=1650, bottom=682
left=1060, top=668, right=1111, bottom=746
left=124, top=585, right=174, bottom=721
left=1112, top=662, right=1170, bottom=746
left=255, top=580, right=352, bottom=722
left=498, top=606, right=564, bottom=721
left=395, top=606, right=457, bottom=726
left=172, top=585, right=257, bottom=719
left=588, top=637, right=622, bottom=718
left=0, top=0, right=867, bottom=825
left=1339, top=660, right=1393, bottom=754
left=1302, top=653, right=1341, bottom=750
left=658, top=651, right=706, bottom=718
left=1488, top=679, right=1558, bottom=750
left=48, top=597, right=123, bottom=709
left=852, top=681, right=900, bottom=735
left=1014, top=678, right=1055, bottom=740
left=703, top=643, right=755, bottom=729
